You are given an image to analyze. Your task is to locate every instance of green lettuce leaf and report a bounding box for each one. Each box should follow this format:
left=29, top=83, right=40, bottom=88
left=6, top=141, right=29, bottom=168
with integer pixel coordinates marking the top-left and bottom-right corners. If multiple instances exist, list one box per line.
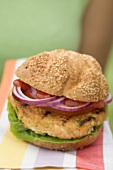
left=7, top=101, right=102, bottom=143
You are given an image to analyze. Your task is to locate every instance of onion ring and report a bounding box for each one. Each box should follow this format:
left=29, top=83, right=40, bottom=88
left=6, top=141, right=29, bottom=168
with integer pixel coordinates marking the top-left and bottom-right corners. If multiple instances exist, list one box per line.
left=12, top=85, right=112, bottom=112
left=104, top=93, right=112, bottom=105
left=50, top=101, right=92, bottom=112
left=12, top=86, right=57, bottom=106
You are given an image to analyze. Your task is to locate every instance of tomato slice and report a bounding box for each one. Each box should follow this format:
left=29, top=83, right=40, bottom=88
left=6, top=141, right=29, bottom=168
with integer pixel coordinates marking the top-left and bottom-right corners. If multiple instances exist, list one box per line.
left=22, top=86, right=34, bottom=99
left=21, top=83, right=52, bottom=99
left=36, top=91, right=52, bottom=99
left=92, top=101, right=105, bottom=108
left=21, top=83, right=30, bottom=91
left=42, top=106, right=97, bottom=117
left=13, top=79, right=23, bottom=87
left=64, top=98, right=87, bottom=107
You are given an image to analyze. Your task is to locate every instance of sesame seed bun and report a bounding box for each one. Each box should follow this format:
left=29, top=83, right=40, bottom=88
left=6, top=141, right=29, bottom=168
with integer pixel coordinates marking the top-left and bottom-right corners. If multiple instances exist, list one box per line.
left=15, top=49, right=109, bottom=102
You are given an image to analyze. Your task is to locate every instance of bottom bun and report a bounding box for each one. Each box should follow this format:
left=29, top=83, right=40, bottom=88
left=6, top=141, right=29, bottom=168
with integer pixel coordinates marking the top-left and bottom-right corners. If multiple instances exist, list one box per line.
left=32, top=126, right=102, bottom=151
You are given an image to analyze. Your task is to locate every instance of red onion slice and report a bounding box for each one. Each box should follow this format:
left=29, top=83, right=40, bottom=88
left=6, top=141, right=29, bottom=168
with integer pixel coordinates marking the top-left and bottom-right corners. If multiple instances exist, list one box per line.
left=12, top=85, right=112, bottom=112
left=47, top=97, right=66, bottom=107
left=29, top=87, right=38, bottom=99
left=50, top=102, right=91, bottom=112
left=12, top=86, right=57, bottom=106
left=51, top=93, right=112, bottom=112
left=16, top=86, right=29, bottom=99
left=104, top=93, right=112, bottom=105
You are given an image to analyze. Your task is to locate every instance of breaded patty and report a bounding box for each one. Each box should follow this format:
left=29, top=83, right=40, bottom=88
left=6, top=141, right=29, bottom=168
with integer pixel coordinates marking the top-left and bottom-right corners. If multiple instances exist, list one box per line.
left=9, top=92, right=108, bottom=139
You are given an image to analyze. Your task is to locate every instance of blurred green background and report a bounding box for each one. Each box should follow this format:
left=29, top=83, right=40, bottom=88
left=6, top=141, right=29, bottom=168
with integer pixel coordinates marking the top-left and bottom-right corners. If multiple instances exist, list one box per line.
left=0, top=0, right=89, bottom=80
left=105, top=47, right=113, bottom=132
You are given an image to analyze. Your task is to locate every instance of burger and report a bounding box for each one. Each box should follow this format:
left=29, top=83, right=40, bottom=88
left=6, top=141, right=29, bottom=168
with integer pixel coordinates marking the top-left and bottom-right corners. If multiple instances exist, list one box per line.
left=8, top=49, right=112, bottom=151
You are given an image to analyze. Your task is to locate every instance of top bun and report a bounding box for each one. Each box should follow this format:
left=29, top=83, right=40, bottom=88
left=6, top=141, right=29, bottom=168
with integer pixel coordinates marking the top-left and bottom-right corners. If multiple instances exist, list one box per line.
left=15, top=49, right=109, bottom=102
